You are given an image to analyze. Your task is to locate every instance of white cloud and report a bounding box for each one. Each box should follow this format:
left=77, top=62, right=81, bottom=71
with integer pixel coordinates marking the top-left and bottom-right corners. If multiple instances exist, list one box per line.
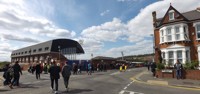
left=0, top=0, right=75, bottom=40
left=126, top=0, right=200, bottom=42
left=100, top=10, right=110, bottom=16
left=117, top=0, right=143, bottom=2
left=0, top=0, right=76, bottom=61
left=81, top=18, right=128, bottom=42
left=80, top=0, right=200, bottom=59
left=1, top=33, right=39, bottom=43
left=103, top=40, right=153, bottom=57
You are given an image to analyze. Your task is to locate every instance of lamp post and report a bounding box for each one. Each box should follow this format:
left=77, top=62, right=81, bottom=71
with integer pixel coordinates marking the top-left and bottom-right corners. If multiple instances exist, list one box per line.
left=150, top=34, right=155, bottom=62
left=58, top=46, right=61, bottom=63
left=29, top=49, right=31, bottom=64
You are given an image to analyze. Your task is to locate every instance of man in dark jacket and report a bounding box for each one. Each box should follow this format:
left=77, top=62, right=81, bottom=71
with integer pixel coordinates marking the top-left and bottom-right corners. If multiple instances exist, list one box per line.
left=62, top=61, right=71, bottom=92
left=9, top=61, right=22, bottom=89
left=174, top=60, right=183, bottom=79
left=3, top=64, right=12, bottom=85
left=48, top=61, right=61, bottom=94
left=151, top=62, right=156, bottom=77
left=35, top=63, right=41, bottom=79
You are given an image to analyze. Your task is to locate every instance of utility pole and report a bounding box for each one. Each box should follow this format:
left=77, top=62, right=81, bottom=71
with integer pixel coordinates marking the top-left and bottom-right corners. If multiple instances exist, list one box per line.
left=58, top=46, right=61, bottom=63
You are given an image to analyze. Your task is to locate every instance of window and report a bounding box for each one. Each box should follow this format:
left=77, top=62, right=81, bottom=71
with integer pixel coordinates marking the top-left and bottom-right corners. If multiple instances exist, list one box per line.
left=38, top=48, right=42, bottom=52
left=33, top=49, right=36, bottom=53
left=160, top=30, right=164, bottom=42
left=183, top=26, right=188, bottom=40
left=162, top=52, right=165, bottom=63
left=25, top=51, right=27, bottom=54
left=175, top=27, right=180, bottom=40
left=177, top=50, right=182, bottom=63
left=21, top=52, right=24, bottom=55
left=168, top=51, right=174, bottom=65
left=169, top=12, right=174, bottom=20
left=167, top=28, right=172, bottom=41
left=196, top=24, right=200, bottom=39
left=186, top=50, right=190, bottom=62
left=45, top=47, right=49, bottom=51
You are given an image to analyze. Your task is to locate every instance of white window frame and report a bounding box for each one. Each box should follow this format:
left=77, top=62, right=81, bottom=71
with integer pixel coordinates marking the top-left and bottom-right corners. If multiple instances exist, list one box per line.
left=159, top=23, right=189, bottom=44
left=196, top=24, right=200, bottom=39
left=160, top=30, right=164, bottom=43
left=177, top=50, right=182, bottom=63
left=167, top=28, right=172, bottom=41
left=169, top=10, right=174, bottom=20
left=175, top=26, right=180, bottom=40
left=161, top=45, right=190, bottom=65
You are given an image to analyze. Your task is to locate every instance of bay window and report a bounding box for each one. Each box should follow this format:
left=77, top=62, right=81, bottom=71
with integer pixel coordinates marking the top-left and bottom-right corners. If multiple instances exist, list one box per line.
left=167, top=28, right=172, bottom=41
left=168, top=51, right=174, bottom=65
left=175, top=26, right=180, bottom=40
left=177, top=50, right=182, bottom=63
left=159, top=24, right=189, bottom=44
left=196, top=24, right=200, bottom=39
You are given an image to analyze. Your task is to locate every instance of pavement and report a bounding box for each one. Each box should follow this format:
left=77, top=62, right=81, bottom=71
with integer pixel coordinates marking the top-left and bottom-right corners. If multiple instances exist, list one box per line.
left=131, top=69, right=200, bottom=90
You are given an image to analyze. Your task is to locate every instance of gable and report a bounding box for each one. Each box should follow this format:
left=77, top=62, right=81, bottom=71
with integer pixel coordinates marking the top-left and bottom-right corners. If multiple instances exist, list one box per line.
left=160, top=5, right=188, bottom=25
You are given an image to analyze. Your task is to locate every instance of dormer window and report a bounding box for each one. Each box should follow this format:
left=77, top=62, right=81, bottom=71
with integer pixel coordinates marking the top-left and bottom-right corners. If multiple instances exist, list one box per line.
left=169, top=10, right=174, bottom=20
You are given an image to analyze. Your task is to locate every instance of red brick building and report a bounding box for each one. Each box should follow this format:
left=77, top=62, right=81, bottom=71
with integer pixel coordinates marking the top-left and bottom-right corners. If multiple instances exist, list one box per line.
left=152, top=5, right=200, bottom=66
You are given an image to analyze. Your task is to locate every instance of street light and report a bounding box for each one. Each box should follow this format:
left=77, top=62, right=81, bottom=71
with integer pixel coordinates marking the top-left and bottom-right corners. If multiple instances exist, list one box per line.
left=58, top=46, right=61, bottom=63
left=150, top=34, right=155, bottom=62
left=29, top=49, right=31, bottom=64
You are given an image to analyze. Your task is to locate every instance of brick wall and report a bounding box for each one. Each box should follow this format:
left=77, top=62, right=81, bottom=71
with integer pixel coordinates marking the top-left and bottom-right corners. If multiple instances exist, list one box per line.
left=156, top=70, right=200, bottom=80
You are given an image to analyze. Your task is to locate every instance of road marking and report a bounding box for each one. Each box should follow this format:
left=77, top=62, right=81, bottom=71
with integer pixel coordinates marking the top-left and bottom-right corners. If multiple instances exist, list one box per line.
left=124, top=87, right=127, bottom=90
left=147, top=80, right=168, bottom=85
left=110, top=72, right=120, bottom=75
left=119, top=90, right=144, bottom=94
left=130, top=70, right=200, bottom=91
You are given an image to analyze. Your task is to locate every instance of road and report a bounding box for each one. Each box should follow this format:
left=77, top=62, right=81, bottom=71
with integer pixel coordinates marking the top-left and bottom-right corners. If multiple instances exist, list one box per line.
left=0, top=67, right=200, bottom=94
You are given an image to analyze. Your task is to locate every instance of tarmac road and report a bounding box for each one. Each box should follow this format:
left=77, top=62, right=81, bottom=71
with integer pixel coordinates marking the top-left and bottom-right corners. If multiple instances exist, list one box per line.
left=0, top=67, right=200, bottom=94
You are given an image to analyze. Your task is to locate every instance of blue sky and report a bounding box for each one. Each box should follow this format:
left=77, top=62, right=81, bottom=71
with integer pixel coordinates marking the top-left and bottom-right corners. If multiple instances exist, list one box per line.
left=0, top=0, right=199, bottom=61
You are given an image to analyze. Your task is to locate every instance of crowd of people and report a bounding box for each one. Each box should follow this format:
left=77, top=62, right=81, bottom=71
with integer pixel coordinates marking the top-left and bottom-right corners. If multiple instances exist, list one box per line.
left=2, top=61, right=22, bottom=89
left=2, top=60, right=131, bottom=93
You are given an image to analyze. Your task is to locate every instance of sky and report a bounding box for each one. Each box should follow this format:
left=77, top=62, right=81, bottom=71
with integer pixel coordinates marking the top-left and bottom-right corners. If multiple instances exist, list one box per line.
left=0, top=0, right=200, bottom=61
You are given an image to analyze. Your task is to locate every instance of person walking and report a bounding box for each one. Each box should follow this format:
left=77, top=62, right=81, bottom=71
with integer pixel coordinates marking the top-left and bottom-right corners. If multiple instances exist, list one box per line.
left=9, top=61, right=22, bottom=89
left=87, top=62, right=92, bottom=75
left=48, top=61, right=61, bottom=94
left=174, top=60, right=183, bottom=79
left=35, top=62, right=41, bottom=80
left=3, top=64, right=13, bottom=86
left=61, top=61, right=71, bottom=92
left=151, top=62, right=156, bottom=78
left=78, top=62, right=82, bottom=74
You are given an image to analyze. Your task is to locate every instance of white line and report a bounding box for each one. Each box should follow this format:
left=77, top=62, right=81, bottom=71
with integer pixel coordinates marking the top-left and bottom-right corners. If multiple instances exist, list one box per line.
left=131, top=81, right=134, bottom=84
left=127, top=84, right=131, bottom=86
left=110, top=72, right=120, bottom=75
left=124, top=87, right=127, bottom=90
left=119, top=90, right=125, bottom=94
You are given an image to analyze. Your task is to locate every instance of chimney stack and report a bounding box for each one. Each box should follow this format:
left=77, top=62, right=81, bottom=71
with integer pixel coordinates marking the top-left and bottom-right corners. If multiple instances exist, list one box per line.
left=152, top=11, right=157, bottom=27
left=197, top=7, right=200, bottom=12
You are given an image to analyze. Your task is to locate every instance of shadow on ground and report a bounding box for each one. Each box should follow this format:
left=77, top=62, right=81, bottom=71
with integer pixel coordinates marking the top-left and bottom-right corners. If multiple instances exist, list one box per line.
left=0, top=89, right=10, bottom=92
left=60, top=88, right=93, bottom=94
left=18, top=84, right=39, bottom=89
